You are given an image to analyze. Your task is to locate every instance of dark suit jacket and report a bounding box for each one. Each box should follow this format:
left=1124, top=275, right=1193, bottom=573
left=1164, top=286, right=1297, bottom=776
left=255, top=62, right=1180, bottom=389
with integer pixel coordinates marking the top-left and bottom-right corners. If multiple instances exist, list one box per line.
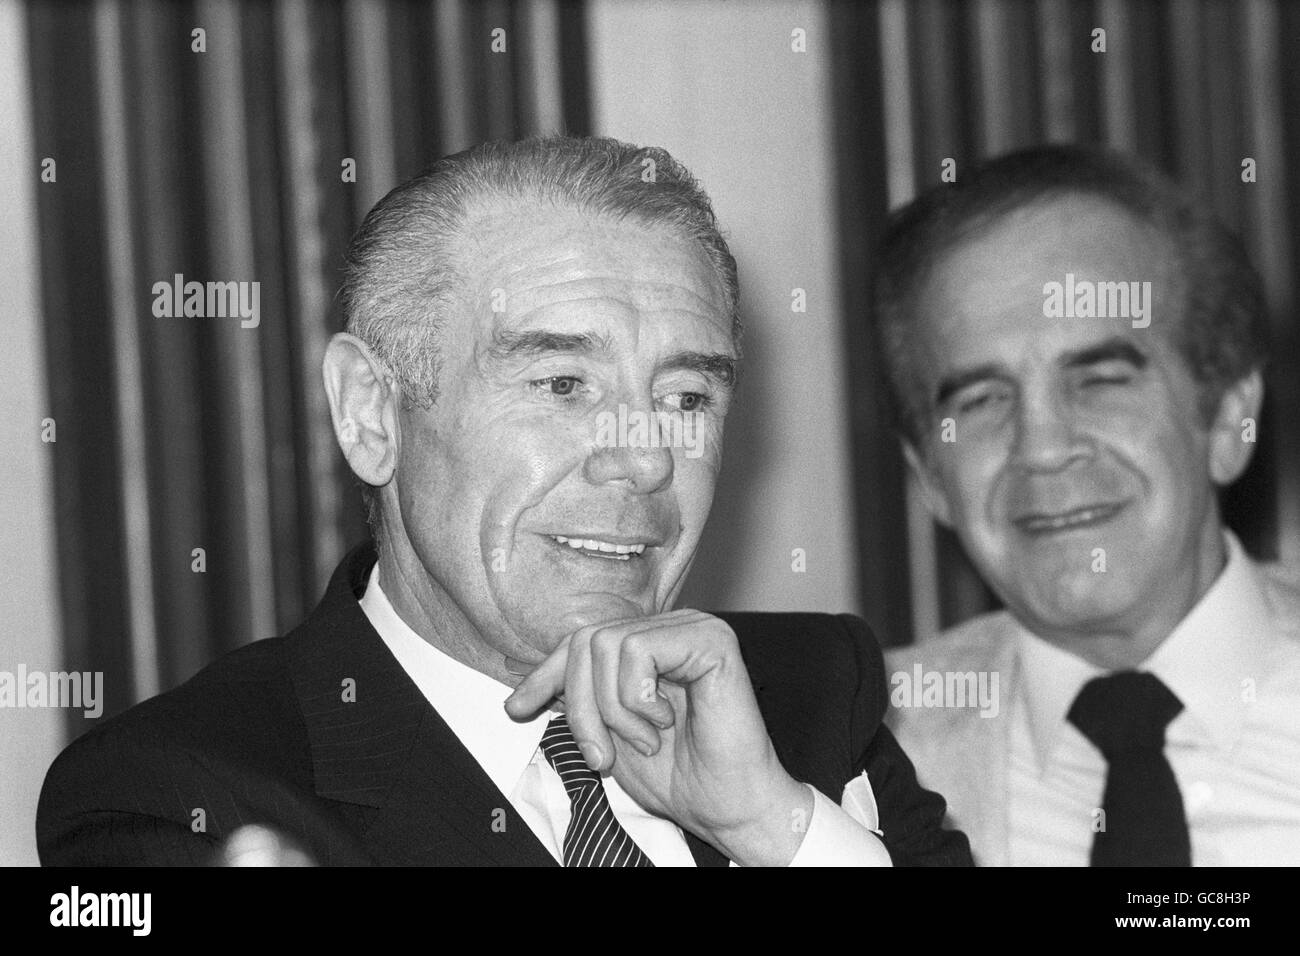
left=37, top=544, right=971, bottom=866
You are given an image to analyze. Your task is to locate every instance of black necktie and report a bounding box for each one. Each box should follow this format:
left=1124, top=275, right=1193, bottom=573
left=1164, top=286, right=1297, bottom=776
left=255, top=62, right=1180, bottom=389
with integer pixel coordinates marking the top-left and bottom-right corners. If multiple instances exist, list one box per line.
left=538, top=714, right=655, bottom=867
left=1067, top=671, right=1191, bottom=866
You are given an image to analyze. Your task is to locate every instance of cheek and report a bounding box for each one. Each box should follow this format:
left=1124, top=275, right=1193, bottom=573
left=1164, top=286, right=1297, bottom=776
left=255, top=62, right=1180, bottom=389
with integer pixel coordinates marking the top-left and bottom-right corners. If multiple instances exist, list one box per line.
left=399, top=413, right=540, bottom=540
left=478, top=455, right=577, bottom=546
left=672, top=441, right=722, bottom=506
left=938, top=441, right=1006, bottom=526
left=397, top=426, right=459, bottom=524
left=476, top=419, right=596, bottom=542
left=1096, top=402, right=1207, bottom=501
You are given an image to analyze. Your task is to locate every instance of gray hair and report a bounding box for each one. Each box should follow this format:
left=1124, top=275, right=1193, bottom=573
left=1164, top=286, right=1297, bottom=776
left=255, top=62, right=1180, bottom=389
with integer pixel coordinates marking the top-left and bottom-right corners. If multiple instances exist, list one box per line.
left=338, top=134, right=741, bottom=544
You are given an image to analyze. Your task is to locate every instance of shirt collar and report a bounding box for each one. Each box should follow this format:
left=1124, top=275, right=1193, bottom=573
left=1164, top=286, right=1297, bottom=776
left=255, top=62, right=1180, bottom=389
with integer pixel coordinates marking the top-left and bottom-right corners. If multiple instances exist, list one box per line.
left=358, top=564, right=550, bottom=797
left=1144, top=530, right=1270, bottom=751
left=1016, top=530, right=1270, bottom=770
left=1016, top=619, right=1104, bottom=773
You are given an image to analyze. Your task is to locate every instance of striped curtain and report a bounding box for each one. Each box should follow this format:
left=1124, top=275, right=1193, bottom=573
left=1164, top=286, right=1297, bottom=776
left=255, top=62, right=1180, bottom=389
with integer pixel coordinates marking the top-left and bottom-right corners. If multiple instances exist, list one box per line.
left=26, top=0, right=591, bottom=734
left=830, top=0, right=1300, bottom=646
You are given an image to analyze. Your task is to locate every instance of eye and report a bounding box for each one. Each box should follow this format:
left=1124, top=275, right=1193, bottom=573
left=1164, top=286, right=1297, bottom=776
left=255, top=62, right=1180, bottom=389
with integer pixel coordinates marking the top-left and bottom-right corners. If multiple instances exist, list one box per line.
left=533, top=375, right=584, bottom=398
left=549, top=377, right=578, bottom=396
left=676, top=392, right=710, bottom=413
left=1076, top=358, right=1139, bottom=390
left=1081, top=373, right=1132, bottom=388
left=957, top=387, right=1010, bottom=415
left=660, top=390, right=713, bottom=414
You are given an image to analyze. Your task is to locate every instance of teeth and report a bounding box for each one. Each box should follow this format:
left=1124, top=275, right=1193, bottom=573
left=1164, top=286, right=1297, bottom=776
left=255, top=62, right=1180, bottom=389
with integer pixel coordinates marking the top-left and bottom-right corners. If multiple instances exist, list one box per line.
left=552, top=535, right=647, bottom=556
left=1022, top=506, right=1115, bottom=531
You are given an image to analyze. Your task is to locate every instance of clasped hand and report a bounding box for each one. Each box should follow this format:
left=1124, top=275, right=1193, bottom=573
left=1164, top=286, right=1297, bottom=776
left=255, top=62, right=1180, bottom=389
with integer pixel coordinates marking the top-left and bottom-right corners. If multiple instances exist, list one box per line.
left=504, top=609, right=813, bottom=866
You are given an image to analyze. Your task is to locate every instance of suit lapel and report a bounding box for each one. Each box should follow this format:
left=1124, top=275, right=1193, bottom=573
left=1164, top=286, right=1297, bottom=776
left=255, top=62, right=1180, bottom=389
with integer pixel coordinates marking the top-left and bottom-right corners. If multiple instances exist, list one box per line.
left=362, top=702, right=557, bottom=866
left=288, top=544, right=555, bottom=866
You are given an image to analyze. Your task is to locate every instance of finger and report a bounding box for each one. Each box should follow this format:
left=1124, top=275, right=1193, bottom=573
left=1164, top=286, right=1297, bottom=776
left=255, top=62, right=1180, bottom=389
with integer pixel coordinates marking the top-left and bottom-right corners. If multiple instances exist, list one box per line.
left=587, top=615, right=685, bottom=730
left=562, top=628, right=616, bottom=772
left=617, top=614, right=747, bottom=715
left=219, top=825, right=316, bottom=867
left=619, top=644, right=677, bottom=732
left=588, top=612, right=713, bottom=728
left=504, top=640, right=570, bottom=719
left=503, top=656, right=532, bottom=677
left=590, top=626, right=662, bottom=755
left=616, top=624, right=694, bottom=733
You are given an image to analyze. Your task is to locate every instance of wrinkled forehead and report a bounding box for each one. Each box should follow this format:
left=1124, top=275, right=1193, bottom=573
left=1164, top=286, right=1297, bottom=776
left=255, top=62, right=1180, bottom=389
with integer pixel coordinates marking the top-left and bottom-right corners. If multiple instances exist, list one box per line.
left=940, top=195, right=1174, bottom=288
left=917, top=196, right=1182, bottom=340
left=455, top=197, right=731, bottom=346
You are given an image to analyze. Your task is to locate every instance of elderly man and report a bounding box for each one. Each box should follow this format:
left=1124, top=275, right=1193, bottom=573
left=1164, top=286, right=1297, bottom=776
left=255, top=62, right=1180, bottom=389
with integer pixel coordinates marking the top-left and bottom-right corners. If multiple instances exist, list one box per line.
left=879, top=145, right=1300, bottom=866
left=37, top=135, right=969, bottom=867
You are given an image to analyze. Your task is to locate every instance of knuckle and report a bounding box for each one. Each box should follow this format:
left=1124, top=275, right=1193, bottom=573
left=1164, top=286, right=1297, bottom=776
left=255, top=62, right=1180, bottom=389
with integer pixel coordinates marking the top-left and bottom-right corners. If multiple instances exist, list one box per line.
left=590, top=626, right=622, bottom=660
left=704, top=616, right=737, bottom=646
left=572, top=624, right=601, bottom=647
left=622, top=631, right=649, bottom=658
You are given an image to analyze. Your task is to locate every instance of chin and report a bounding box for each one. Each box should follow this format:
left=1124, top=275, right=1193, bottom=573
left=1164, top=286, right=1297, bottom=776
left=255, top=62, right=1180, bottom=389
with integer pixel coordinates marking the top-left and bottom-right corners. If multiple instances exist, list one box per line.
left=499, top=595, right=649, bottom=652
left=515, top=628, right=568, bottom=660
left=1022, top=574, right=1143, bottom=633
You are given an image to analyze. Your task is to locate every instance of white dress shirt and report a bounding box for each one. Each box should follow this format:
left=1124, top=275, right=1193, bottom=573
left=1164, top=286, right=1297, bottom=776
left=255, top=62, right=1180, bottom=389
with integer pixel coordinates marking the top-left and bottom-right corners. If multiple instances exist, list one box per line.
left=1009, top=532, right=1300, bottom=865
left=359, top=565, right=892, bottom=866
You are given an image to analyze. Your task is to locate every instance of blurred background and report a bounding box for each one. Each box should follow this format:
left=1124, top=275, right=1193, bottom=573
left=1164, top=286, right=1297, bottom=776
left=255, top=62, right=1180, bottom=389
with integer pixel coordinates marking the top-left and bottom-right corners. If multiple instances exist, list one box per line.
left=3, top=0, right=1298, bottom=864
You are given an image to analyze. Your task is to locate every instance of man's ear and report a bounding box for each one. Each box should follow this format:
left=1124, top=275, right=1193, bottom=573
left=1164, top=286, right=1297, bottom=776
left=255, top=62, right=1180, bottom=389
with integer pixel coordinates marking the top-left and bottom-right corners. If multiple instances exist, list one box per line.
left=322, top=333, right=401, bottom=488
left=1207, top=369, right=1264, bottom=486
left=902, top=438, right=954, bottom=528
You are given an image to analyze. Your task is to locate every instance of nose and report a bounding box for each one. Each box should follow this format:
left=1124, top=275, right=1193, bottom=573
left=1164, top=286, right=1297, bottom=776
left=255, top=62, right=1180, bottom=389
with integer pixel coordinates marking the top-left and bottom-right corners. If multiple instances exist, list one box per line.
left=1009, top=390, right=1091, bottom=473
left=583, top=401, right=675, bottom=494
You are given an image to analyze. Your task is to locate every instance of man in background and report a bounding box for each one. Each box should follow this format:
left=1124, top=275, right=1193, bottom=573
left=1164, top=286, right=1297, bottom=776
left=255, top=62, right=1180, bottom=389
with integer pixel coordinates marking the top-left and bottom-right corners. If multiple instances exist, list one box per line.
left=879, top=145, right=1300, bottom=865
left=38, top=135, right=970, bottom=867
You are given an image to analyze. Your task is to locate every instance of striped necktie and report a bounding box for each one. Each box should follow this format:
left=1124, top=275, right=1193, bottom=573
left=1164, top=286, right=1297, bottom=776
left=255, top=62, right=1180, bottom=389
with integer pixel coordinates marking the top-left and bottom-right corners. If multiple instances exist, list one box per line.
left=539, top=714, right=655, bottom=867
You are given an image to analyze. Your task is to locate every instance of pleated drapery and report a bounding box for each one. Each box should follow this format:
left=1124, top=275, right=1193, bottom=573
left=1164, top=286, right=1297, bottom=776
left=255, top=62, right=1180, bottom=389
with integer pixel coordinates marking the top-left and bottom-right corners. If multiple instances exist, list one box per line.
left=27, top=0, right=592, bottom=734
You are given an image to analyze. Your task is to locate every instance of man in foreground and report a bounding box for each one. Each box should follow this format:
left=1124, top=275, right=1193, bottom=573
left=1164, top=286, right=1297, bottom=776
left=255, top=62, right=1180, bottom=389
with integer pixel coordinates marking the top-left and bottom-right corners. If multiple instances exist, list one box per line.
left=38, top=135, right=970, bottom=866
left=879, top=145, right=1300, bottom=865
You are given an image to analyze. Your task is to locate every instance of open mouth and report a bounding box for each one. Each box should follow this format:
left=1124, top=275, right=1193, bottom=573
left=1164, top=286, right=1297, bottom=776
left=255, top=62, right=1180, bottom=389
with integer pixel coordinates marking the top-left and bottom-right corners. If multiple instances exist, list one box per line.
left=548, top=535, right=649, bottom=560
left=1013, top=501, right=1127, bottom=535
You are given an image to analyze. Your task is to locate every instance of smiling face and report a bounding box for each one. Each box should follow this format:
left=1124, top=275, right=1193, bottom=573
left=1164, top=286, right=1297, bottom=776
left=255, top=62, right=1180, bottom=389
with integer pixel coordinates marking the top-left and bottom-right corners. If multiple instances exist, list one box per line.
left=905, top=194, right=1241, bottom=666
left=386, top=199, right=735, bottom=665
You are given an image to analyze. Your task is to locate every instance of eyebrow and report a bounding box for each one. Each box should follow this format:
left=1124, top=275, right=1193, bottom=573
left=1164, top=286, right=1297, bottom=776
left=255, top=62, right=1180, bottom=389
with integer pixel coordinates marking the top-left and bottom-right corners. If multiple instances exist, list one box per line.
left=486, top=329, right=614, bottom=361
left=660, top=350, right=739, bottom=389
left=933, top=337, right=1151, bottom=407
left=488, top=331, right=737, bottom=388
